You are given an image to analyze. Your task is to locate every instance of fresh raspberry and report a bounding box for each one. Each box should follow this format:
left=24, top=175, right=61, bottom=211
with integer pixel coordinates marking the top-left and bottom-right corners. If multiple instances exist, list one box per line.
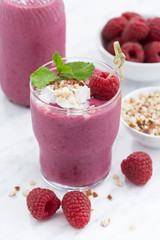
left=144, top=41, right=160, bottom=63
left=122, top=12, right=141, bottom=20
left=27, top=187, right=61, bottom=220
left=89, top=72, right=119, bottom=100
left=62, top=191, right=91, bottom=229
left=145, top=18, right=152, bottom=28
left=105, top=37, right=123, bottom=55
left=121, top=152, right=152, bottom=186
left=122, top=16, right=149, bottom=42
left=147, top=17, right=160, bottom=41
left=122, top=42, right=144, bottom=62
left=102, top=16, right=128, bottom=41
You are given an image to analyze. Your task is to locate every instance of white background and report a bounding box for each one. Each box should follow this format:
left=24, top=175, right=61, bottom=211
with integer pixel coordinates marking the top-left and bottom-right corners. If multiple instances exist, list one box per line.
left=1, top=0, right=160, bottom=239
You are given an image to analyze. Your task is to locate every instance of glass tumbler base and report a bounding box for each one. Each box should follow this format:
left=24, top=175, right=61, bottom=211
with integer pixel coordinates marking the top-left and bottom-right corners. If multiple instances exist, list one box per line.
left=41, top=171, right=110, bottom=191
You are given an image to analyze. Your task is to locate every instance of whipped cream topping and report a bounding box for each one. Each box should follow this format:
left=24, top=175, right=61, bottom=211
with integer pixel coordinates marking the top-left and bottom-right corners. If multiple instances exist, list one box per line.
left=37, top=80, right=91, bottom=109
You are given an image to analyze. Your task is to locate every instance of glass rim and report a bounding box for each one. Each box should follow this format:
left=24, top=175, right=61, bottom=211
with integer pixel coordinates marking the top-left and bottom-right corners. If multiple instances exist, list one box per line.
left=30, top=57, right=122, bottom=113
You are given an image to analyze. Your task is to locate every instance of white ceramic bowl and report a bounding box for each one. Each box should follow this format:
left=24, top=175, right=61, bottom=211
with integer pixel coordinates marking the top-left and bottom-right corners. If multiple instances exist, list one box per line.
left=121, top=87, right=160, bottom=149
left=97, top=14, right=160, bottom=82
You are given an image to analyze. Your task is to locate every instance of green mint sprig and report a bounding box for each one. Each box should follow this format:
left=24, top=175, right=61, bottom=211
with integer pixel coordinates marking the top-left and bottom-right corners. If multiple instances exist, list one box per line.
left=31, top=52, right=95, bottom=89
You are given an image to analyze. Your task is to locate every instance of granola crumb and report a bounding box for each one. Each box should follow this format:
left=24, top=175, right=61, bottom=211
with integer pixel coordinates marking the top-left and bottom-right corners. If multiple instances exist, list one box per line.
left=116, top=180, right=124, bottom=187
left=85, top=189, right=92, bottom=197
left=9, top=191, right=16, bottom=197
left=14, top=186, right=20, bottom=191
left=107, top=194, right=113, bottom=200
left=113, top=174, right=119, bottom=180
left=101, top=218, right=110, bottom=227
left=92, top=191, right=98, bottom=198
left=130, top=224, right=136, bottom=231
left=22, top=189, right=30, bottom=197
left=29, top=180, right=36, bottom=186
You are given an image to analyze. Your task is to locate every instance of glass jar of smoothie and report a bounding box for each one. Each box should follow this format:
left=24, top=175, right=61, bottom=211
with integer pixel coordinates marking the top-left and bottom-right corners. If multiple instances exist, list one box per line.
left=30, top=58, right=121, bottom=190
left=0, top=0, right=65, bottom=106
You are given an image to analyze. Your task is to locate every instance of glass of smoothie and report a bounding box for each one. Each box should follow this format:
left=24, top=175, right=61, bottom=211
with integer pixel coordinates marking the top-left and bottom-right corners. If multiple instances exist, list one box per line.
left=30, top=57, right=122, bottom=190
left=0, top=0, right=65, bottom=106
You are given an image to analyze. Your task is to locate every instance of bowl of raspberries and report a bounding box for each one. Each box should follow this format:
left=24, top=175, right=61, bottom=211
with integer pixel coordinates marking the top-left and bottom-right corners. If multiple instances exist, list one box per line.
left=97, top=11, right=160, bottom=81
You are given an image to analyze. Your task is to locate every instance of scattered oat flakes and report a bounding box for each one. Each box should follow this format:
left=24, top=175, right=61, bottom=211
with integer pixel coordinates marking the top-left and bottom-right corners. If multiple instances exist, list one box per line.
left=116, top=180, right=124, bottom=187
left=130, top=224, right=136, bottom=231
left=22, top=189, right=30, bottom=197
left=29, top=180, right=36, bottom=186
left=93, top=192, right=98, bottom=198
left=113, top=174, right=119, bottom=180
left=14, top=186, right=20, bottom=191
left=101, top=218, right=110, bottom=227
left=9, top=191, right=16, bottom=197
left=107, top=194, right=113, bottom=200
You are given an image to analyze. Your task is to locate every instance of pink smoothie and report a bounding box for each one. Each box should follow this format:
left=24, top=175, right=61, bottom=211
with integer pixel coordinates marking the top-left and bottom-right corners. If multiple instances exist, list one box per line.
left=30, top=87, right=121, bottom=187
left=0, top=0, right=65, bottom=106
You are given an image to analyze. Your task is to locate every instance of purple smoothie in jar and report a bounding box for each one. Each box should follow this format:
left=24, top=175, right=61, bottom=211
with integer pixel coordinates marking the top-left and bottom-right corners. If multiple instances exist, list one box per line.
left=30, top=58, right=121, bottom=190
left=0, top=0, right=65, bottom=106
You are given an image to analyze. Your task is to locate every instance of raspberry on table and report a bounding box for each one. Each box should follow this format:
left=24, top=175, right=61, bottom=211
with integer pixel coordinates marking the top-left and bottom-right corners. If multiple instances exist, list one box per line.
left=122, top=12, right=141, bottom=20
left=122, top=16, right=149, bottom=42
left=62, top=191, right=91, bottom=229
left=26, top=187, right=61, bottom=220
left=147, top=17, right=160, bottom=41
left=102, top=16, right=128, bottom=41
left=89, top=72, right=119, bottom=100
left=144, top=41, right=160, bottom=63
left=121, top=152, right=152, bottom=186
left=122, top=42, right=144, bottom=62
left=105, top=37, right=123, bottom=55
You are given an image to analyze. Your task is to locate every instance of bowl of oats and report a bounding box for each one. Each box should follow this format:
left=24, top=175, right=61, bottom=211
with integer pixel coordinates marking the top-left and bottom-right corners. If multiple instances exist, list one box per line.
left=121, top=87, right=160, bottom=149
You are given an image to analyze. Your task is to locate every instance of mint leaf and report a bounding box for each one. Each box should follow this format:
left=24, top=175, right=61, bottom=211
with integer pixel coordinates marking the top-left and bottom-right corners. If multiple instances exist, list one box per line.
left=52, top=51, right=64, bottom=74
left=60, top=73, right=75, bottom=80
left=65, top=62, right=95, bottom=80
left=31, top=53, right=96, bottom=89
left=60, top=65, right=73, bottom=75
left=31, top=66, right=60, bottom=89
left=52, top=52, right=73, bottom=75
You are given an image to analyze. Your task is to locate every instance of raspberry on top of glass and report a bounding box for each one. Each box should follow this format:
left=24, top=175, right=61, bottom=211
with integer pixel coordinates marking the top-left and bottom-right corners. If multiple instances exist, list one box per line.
left=31, top=42, right=125, bottom=110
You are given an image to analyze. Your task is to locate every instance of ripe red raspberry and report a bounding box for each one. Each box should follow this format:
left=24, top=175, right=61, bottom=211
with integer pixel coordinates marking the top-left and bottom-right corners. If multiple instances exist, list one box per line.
left=102, top=16, right=128, bottom=41
left=105, top=37, right=123, bottom=55
left=147, top=17, right=160, bottom=41
left=145, top=18, right=152, bottom=28
left=27, top=187, right=61, bottom=220
left=121, top=152, right=152, bottom=186
left=122, top=16, right=149, bottom=42
left=62, top=191, right=91, bottom=229
left=122, top=42, right=144, bottom=62
left=122, top=12, right=141, bottom=20
left=89, top=72, right=119, bottom=100
left=144, top=41, right=160, bottom=63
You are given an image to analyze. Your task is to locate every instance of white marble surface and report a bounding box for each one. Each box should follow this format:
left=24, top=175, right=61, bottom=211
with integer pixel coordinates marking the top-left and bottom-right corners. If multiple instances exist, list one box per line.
left=1, top=0, right=160, bottom=239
